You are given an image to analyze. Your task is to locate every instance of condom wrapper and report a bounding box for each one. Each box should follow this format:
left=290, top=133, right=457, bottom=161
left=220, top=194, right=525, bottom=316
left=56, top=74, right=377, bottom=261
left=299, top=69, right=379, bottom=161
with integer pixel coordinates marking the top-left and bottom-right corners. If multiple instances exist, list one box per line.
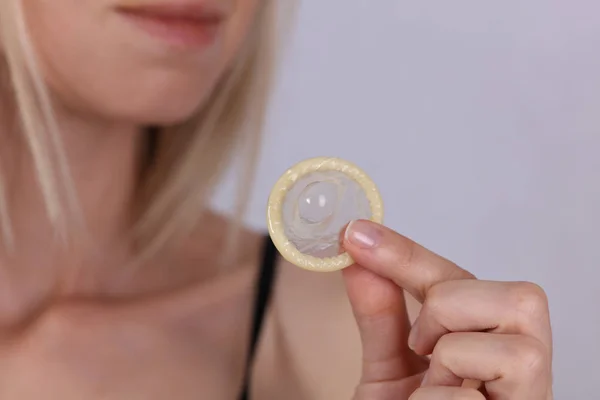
left=267, top=157, right=384, bottom=272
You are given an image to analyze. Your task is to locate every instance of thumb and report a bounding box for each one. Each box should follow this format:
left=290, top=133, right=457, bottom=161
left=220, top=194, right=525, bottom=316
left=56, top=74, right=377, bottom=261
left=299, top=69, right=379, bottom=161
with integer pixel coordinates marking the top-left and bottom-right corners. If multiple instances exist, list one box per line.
left=342, top=263, right=427, bottom=384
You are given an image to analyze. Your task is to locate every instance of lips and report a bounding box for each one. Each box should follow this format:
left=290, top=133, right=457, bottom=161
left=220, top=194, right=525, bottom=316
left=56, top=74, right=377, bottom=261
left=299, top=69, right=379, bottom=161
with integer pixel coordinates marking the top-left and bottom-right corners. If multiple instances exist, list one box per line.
left=116, top=2, right=226, bottom=49
left=117, top=2, right=225, bottom=21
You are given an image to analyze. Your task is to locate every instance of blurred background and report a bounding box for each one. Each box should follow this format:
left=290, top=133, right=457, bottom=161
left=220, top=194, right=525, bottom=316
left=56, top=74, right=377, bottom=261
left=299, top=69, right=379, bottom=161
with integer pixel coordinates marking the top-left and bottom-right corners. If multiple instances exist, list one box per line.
left=213, top=1, right=599, bottom=397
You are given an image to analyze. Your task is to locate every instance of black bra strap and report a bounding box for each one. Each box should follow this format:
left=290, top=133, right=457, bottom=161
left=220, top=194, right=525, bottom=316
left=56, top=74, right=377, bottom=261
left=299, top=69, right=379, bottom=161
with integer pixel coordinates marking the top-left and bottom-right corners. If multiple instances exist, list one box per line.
left=239, top=235, right=279, bottom=400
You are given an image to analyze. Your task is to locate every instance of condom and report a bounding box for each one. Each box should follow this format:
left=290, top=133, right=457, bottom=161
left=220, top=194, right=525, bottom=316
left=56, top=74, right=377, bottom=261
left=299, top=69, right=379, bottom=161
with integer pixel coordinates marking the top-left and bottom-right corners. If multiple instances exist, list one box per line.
left=267, top=157, right=384, bottom=272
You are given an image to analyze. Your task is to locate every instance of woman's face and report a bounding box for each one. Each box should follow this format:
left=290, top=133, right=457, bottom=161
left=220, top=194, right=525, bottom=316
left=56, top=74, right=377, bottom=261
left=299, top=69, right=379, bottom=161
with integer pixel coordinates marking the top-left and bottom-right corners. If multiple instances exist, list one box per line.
left=21, top=0, right=262, bottom=124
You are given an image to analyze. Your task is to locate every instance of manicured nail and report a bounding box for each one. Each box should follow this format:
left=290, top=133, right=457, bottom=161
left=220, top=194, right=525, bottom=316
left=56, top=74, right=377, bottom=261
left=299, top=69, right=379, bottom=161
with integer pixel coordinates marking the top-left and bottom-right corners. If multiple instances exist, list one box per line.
left=421, top=370, right=430, bottom=386
left=344, top=220, right=382, bottom=248
left=408, top=317, right=419, bottom=351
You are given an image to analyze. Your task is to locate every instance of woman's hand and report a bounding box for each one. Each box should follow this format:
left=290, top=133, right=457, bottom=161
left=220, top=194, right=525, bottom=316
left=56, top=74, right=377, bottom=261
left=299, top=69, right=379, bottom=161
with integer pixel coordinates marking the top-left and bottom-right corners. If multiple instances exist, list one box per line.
left=341, top=220, right=553, bottom=400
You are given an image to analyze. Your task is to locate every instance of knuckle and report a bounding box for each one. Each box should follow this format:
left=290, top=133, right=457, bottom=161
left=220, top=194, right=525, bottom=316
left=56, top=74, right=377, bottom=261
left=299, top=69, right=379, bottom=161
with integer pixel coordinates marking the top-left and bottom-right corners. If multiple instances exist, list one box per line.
left=509, top=281, right=549, bottom=319
left=432, top=331, right=460, bottom=358
left=514, top=336, right=549, bottom=377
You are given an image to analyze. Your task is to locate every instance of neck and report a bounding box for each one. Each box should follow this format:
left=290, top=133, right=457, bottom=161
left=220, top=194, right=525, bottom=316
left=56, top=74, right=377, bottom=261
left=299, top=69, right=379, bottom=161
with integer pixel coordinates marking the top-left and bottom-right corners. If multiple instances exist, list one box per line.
left=0, top=101, right=144, bottom=300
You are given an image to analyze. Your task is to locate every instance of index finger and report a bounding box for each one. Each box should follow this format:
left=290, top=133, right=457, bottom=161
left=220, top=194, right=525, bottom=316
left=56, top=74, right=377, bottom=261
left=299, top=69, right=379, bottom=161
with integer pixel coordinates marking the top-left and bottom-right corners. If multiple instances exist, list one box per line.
left=343, top=219, right=475, bottom=302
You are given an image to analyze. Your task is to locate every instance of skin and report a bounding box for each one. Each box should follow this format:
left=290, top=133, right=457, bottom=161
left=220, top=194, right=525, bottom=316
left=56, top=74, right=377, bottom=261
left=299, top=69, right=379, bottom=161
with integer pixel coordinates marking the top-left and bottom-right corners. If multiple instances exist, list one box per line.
left=0, top=1, right=553, bottom=399
left=343, top=220, right=553, bottom=399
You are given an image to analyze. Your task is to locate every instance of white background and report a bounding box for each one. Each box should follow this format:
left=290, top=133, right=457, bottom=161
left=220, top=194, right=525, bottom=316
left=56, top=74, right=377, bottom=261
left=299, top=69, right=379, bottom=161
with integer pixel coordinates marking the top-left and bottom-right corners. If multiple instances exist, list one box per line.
left=214, top=1, right=600, bottom=397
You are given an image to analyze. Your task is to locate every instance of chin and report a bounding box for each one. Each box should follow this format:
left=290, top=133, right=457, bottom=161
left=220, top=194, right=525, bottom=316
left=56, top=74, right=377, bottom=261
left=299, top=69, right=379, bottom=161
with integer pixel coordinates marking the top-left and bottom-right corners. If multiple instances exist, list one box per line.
left=88, top=92, right=211, bottom=127
left=124, top=74, right=222, bottom=127
left=134, top=103, right=204, bottom=126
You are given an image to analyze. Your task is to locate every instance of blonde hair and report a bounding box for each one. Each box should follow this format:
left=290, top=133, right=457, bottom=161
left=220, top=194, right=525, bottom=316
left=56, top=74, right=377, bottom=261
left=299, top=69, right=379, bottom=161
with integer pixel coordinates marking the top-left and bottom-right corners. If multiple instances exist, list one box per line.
left=0, top=0, right=284, bottom=260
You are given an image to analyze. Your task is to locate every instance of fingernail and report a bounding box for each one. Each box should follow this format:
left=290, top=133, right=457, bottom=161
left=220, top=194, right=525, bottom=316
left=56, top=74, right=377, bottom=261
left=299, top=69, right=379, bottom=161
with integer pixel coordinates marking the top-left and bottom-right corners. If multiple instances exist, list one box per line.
left=420, top=370, right=430, bottom=387
left=408, top=318, right=419, bottom=351
left=344, top=220, right=382, bottom=249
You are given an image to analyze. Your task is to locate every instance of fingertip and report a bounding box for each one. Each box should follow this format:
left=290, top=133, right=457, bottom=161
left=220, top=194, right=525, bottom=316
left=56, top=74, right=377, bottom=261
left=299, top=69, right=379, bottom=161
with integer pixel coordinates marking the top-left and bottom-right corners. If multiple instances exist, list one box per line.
left=408, top=317, right=420, bottom=352
left=338, top=221, right=351, bottom=253
left=407, top=317, right=432, bottom=357
left=343, top=219, right=385, bottom=250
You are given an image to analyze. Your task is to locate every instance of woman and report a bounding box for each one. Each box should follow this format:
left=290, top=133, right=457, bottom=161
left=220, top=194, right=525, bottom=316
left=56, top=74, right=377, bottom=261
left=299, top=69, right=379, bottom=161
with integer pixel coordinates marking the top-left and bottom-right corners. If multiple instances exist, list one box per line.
left=0, top=0, right=553, bottom=399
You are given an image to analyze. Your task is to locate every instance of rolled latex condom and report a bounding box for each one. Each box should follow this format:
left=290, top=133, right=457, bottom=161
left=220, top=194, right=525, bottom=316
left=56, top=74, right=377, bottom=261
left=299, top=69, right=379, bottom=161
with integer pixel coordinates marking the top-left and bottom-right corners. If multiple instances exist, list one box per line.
left=267, top=157, right=384, bottom=272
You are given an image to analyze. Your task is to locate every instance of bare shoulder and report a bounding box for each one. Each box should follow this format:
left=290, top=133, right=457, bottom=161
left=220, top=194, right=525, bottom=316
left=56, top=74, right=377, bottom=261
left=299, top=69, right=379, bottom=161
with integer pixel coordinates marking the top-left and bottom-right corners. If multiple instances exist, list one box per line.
left=253, top=258, right=363, bottom=400
left=126, top=211, right=265, bottom=316
left=175, top=211, right=264, bottom=271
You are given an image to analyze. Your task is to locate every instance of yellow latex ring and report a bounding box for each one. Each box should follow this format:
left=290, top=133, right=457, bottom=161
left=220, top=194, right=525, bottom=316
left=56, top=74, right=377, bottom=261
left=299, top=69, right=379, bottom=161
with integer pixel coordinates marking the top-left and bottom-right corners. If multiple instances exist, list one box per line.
left=267, top=157, right=384, bottom=272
